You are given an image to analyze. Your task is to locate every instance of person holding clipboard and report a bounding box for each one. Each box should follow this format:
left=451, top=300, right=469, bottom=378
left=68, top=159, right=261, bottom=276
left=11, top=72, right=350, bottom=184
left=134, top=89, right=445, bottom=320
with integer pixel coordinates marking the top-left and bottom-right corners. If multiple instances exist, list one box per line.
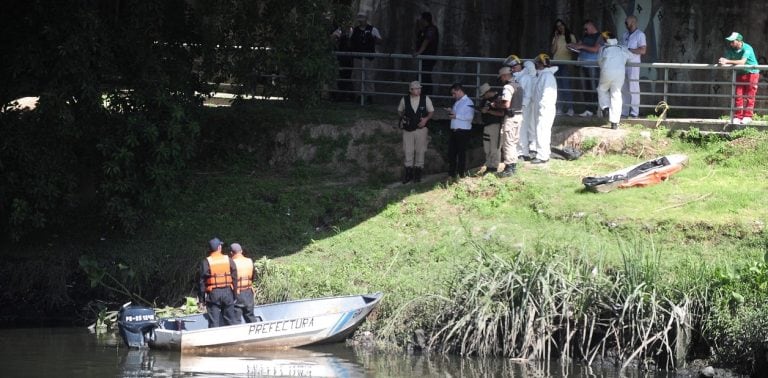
left=567, top=20, right=604, bottom=117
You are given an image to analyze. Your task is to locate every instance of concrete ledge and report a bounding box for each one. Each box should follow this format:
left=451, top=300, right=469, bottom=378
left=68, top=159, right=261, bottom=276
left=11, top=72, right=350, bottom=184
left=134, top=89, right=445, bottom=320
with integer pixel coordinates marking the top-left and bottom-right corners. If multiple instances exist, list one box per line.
left=553, top=115, right=767, bottom=132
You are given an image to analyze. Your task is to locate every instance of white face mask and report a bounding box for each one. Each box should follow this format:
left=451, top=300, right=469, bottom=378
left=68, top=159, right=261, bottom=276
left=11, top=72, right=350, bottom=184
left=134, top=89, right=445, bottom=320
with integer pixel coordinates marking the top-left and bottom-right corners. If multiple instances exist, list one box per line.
left=513, top=71, right=523, bottom=78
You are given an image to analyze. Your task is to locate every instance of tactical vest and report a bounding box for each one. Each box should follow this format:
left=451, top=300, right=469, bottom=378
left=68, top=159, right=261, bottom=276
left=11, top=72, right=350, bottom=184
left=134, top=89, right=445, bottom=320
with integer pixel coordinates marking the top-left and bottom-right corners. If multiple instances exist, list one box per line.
left=351, top=25, right=376, bottom=55
left=479, top=95, right=503, bottom=125
left=402, top=95, right=428, bottom=131
left=504, top=81, right=524, bottom=115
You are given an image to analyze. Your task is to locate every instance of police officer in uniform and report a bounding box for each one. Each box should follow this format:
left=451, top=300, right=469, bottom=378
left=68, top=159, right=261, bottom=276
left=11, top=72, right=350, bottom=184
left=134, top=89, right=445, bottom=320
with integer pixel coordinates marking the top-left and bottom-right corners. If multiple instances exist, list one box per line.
left=477, top=83, right=504, bottom=174
left=198, top=237, right=238, bottom=327
left=229, top=242, right=259, bottom=323
left=493, top=56, right=525, bottom=177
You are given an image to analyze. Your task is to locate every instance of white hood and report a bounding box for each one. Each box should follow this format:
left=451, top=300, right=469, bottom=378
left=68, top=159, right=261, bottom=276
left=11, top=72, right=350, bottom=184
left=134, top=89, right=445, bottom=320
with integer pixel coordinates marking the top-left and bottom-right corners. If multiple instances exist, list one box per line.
left=538, top=66, right=559, bottom=75
left=523, top=60, right=536, bottom=76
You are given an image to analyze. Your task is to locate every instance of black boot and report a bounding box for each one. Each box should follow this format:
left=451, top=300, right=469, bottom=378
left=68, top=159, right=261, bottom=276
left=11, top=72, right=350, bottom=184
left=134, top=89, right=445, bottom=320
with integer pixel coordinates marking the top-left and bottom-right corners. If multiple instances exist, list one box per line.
left=414, top=167, right=422, bottom=183
left=498, top=163, right=516, bottom=177
left=402, top=167, right=413, bottom=184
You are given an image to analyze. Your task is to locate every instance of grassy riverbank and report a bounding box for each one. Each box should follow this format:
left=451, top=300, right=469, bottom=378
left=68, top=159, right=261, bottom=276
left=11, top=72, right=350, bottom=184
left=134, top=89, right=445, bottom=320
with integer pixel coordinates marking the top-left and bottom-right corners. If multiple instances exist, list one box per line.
left=173, top=106, right=767, bottom=372
left=8, top=102, right=768, bottom=373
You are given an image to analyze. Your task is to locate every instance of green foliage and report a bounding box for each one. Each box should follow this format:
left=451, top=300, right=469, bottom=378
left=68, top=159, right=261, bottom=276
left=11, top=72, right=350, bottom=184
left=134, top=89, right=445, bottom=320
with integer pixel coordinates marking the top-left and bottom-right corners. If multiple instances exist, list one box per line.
left=0, top=1, right=203, bottom=240
left=705, top=252, right=768, bottom=372
left=79, top=255, right=152, bottom=306
left=383, top=240, right=690, bottom=369
left=193, top=0, right=340, bottom=105
left=581, top=136, right=599, bottom=151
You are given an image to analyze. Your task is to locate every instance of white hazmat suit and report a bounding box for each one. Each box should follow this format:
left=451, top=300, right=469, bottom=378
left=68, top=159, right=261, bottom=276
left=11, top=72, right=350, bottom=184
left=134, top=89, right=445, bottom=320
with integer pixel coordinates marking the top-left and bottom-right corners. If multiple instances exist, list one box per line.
left=515, top=61, right=537, bottom=158
left=532, top=66, right=558, bottom=161
left=597, top=39, right=632, bottom=125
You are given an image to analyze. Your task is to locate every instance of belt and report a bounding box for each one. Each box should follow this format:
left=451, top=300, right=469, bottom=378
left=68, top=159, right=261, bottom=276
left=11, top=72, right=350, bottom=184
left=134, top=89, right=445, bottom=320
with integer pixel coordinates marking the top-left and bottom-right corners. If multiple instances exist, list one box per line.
left=451, top=128, right=471, bottom=132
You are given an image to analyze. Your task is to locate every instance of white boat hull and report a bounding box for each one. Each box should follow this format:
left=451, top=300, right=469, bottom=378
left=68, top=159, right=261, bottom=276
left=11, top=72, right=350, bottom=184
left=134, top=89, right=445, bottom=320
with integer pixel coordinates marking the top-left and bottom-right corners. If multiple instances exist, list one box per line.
left=137, top=292, right=382, bottom=352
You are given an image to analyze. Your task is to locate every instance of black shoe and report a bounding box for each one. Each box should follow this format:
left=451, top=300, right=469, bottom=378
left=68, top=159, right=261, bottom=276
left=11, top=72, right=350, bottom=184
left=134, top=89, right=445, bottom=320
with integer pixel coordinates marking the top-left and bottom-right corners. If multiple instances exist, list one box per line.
left=402, top=167, right=413, bottom=184
left=530, top=158, right=549, bottom=164
left=611, top=122, right=619, bottom=130
left=602, top=107, right=610, bottom=120
left=414, top=167, right=422, bottom=183
left=483, top=167, right=497, bottom=175
left=518, top=155, right=532, bottom=162
left=498, top=164, right=516, bottom=177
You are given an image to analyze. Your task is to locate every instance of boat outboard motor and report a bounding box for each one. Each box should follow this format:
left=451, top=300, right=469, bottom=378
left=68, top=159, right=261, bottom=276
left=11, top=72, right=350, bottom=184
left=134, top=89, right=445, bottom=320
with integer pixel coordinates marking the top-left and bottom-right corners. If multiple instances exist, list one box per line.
left=117, top=303, right=157, bottom=348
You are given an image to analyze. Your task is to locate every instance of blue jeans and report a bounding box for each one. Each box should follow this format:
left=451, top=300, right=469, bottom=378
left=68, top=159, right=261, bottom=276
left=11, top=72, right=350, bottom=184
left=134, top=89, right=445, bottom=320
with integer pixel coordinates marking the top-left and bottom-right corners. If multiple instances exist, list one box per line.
left=581, top=65, right=599, bottom=112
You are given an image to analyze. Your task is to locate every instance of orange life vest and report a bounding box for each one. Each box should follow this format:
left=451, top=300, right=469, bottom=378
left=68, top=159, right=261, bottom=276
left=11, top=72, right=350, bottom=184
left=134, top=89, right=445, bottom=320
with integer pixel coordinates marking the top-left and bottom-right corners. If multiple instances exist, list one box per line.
left=232, top=254, right=254, bottom=291
left=205, top=251, right=234, bottom=292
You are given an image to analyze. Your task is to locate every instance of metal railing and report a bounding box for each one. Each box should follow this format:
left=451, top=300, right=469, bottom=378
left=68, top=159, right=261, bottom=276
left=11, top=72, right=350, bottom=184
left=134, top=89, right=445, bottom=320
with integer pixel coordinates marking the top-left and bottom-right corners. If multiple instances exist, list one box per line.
left=330, top=52, right=768, bottom=120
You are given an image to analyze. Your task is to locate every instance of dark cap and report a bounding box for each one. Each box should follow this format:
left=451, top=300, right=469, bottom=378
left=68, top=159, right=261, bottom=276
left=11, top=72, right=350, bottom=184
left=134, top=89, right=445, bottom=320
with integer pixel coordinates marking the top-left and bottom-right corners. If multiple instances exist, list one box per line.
left=230, top=243, right=243, bottom=253
left=208, top=237, right=223, bottom=251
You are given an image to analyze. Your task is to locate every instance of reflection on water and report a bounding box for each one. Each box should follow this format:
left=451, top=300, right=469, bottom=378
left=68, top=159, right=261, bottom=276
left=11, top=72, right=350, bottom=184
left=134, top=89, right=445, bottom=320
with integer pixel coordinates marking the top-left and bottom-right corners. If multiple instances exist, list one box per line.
left=121, top=348, right=366, bottom=377
left=0, top=327, right=680, bottom=377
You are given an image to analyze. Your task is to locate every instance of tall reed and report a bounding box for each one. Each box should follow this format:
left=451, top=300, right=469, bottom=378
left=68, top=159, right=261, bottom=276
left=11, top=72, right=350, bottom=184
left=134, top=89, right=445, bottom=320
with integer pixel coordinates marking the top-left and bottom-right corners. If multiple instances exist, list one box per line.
left=382, top=240, right=695, bottom=371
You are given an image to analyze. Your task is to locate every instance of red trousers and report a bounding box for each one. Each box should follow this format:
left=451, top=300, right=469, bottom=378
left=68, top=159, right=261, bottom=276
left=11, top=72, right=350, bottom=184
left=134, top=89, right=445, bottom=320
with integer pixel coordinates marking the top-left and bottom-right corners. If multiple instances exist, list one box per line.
left=734, top=73, right=759, bottom=118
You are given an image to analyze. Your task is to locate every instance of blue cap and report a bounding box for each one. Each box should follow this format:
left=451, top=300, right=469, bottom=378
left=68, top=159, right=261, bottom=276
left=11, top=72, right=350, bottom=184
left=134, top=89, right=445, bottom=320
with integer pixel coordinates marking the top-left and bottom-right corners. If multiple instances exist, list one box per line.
left=208, top=237, right=223, bottom=251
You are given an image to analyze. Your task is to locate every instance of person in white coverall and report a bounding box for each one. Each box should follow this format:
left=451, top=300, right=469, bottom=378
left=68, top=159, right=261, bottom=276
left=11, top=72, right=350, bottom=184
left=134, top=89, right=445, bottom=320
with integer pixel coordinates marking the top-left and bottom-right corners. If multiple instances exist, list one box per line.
left=531, top=54, right=558, bottom=164
left=515, top=60, right=537, bottom=161
left=597, top=32, right=632, bottom=129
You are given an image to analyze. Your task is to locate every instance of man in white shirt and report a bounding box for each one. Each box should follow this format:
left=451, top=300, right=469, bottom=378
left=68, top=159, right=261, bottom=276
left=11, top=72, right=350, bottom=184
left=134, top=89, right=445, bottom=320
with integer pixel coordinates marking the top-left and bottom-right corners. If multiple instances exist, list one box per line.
left=621, top=15, right=646, bottom=117
left=447, top=83, right=474, bottom=178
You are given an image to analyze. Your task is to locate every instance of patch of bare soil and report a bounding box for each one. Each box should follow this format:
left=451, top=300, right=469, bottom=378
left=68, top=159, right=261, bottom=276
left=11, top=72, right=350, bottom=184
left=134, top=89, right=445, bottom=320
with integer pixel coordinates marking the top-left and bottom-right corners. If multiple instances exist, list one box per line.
left=727, top=135, right=762, bottom=151
left=553, top=126, right=665, bottom=157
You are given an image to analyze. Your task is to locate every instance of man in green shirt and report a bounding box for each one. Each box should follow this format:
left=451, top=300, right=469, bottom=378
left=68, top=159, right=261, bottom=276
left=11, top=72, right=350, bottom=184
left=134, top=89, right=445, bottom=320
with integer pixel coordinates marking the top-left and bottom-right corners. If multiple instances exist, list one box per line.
left=718, top=32, right=760, bottom=125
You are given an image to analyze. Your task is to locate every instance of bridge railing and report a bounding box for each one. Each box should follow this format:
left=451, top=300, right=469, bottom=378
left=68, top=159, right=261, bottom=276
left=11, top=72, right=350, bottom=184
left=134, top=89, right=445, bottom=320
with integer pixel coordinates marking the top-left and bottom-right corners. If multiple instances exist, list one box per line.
left=325, top=52, right=768, bottom=120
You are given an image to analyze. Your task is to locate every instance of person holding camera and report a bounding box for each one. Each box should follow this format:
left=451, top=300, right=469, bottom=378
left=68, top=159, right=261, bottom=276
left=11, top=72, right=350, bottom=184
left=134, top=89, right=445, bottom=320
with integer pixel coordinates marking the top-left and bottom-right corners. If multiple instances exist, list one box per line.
left=478, top=83, right=504, bottom=174
left=397, top=81, right=434, bottom=183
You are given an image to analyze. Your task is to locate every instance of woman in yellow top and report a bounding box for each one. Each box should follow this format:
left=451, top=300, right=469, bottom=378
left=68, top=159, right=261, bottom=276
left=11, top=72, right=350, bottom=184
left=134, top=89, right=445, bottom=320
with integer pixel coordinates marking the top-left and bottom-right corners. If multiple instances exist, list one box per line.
left=550, top=19, right=576, bottom=116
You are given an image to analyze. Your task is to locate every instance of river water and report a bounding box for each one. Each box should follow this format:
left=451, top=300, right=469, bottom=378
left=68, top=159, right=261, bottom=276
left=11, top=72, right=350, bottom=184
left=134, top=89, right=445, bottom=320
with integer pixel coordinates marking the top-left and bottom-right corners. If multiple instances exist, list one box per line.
left=0, top=327, right=693, bottom=377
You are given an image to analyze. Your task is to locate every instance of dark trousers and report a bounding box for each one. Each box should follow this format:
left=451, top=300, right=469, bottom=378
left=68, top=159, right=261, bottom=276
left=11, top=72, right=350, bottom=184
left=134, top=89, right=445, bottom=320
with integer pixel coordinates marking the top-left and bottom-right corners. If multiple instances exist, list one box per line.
left=448, top=129, right=471, bottom=177
left=206, top=287, right=237, bottom=327
left=581, top=65, right=599, bottom=111
left=234, top=288, right=259, bottom=323
left=335, top=58, right=354, bottom=101
left=420, top=60, right=437, bottom=96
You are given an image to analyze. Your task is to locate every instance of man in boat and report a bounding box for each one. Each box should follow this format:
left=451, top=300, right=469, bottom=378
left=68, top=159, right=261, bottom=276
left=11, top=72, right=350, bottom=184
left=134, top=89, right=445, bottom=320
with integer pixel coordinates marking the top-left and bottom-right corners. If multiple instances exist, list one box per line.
left=229, top=242, right=259, bottom=323
left=198, top=237, right=238, bottom=327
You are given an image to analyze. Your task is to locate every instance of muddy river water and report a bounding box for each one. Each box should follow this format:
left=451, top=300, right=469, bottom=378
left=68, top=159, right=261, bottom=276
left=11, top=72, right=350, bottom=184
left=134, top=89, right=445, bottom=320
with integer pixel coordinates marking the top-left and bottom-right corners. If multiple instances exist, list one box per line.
left=0, top=327, right=702, bottom=377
